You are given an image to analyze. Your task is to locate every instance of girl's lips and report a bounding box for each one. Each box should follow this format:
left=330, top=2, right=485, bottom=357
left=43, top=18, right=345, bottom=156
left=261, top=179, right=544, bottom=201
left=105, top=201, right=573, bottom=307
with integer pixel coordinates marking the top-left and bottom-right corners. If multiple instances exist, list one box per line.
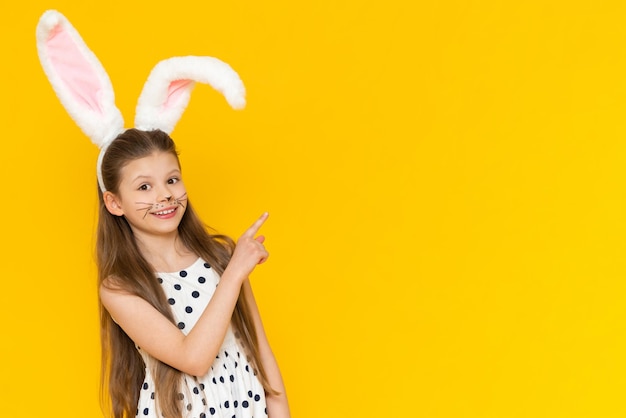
left=151, top=206, right=178, bottom=219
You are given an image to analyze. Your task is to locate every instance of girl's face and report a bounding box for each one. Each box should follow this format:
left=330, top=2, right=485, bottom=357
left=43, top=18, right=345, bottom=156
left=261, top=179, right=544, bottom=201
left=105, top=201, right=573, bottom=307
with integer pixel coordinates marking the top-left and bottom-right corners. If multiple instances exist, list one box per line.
left=104, top=151, right=187, bottom=238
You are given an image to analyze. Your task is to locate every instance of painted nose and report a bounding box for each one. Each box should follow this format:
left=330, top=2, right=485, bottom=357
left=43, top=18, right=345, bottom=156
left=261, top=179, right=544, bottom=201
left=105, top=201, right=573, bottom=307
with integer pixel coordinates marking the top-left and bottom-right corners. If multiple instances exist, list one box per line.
left=157, top=189, right=173, bottom=202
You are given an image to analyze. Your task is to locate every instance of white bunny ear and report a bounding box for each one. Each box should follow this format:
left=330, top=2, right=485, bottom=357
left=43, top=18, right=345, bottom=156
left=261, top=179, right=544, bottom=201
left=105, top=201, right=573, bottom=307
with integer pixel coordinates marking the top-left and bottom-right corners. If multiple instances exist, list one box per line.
left=36, top=10, right=124, bottom=148
left=134, top=56, right=246, bottom=133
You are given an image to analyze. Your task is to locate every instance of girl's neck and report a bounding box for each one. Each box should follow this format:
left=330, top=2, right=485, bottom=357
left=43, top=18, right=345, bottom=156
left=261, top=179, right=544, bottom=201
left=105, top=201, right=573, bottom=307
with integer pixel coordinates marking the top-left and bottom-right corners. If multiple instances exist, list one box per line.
left=133, top=230, right=197, bottom=273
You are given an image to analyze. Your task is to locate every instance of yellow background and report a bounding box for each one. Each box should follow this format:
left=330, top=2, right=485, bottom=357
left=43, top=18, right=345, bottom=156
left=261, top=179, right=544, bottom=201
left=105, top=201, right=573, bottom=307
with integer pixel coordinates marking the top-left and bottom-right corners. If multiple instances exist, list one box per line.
left=1, top=0, right=626, bottom=417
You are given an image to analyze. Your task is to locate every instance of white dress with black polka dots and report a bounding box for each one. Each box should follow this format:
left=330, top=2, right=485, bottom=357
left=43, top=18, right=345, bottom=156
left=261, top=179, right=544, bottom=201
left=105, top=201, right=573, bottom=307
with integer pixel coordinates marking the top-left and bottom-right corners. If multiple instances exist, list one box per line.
left=136, top=258, right=268, bottom=418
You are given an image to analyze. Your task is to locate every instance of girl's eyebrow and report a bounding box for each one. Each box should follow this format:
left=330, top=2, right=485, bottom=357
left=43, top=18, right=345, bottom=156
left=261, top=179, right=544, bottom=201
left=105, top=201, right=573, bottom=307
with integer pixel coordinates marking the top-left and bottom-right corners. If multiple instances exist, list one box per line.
left=131, top=174, right=152, bottom=183
left=131, top=169, right=181, bottom=183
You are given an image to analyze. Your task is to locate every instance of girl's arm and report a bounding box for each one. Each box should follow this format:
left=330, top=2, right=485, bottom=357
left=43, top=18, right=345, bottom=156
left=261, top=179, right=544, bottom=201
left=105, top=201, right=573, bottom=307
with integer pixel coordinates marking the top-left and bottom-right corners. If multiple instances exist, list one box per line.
left=100, top=213, right=269, bottom=377
left=241, top=279, right=291, bottom=417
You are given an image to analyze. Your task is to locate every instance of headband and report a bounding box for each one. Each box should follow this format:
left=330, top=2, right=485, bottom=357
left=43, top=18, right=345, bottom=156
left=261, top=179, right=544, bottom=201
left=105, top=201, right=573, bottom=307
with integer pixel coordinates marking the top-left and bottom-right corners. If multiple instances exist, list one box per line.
left=36, top=10, right=246, bottom=192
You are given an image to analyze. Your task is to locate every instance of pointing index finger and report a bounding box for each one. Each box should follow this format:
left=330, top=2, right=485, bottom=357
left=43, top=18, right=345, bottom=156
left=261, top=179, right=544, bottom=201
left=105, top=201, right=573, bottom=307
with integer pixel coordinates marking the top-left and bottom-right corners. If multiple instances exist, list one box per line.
left=243, top=212, right=269, bottom=238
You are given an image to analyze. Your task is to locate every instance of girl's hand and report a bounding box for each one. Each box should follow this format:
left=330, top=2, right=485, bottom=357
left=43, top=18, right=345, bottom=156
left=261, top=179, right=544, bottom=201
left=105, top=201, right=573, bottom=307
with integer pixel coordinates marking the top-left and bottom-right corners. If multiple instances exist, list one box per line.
left=225, top=212, right=270, bottom=282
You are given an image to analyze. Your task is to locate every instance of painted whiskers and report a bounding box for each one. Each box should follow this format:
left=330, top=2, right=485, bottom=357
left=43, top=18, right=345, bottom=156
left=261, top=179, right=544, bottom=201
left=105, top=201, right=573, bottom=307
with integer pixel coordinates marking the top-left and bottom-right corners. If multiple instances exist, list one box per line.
left=136, top=193, right=188, bottom=219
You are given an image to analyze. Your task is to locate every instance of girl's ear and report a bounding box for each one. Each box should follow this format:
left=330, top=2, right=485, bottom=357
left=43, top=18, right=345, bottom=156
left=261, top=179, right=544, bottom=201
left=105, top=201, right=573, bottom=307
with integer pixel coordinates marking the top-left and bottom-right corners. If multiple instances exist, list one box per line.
left=103, top=192, right=124, bottom=216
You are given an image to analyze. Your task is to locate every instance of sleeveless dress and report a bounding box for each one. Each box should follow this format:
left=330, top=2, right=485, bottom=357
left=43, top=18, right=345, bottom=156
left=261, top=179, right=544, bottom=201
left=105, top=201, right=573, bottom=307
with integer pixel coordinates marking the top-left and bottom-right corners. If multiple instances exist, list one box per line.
left=135, top=258, right=268, bottom=418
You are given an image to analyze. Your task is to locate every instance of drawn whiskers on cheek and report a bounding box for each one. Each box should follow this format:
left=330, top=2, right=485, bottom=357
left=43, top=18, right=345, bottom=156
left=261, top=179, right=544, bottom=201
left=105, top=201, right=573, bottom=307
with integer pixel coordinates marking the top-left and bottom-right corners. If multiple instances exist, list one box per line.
left=174, top=193, right=188, bottom=209
left=135, top=193, right=188, bottom=219
left=135, top=203, right=154, bottom=219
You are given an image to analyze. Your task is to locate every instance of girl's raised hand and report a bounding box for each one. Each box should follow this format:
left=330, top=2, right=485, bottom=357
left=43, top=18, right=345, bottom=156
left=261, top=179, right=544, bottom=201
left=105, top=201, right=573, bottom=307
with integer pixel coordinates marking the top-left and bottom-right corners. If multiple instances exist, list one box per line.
left=225, top=212, right=270, bottom=282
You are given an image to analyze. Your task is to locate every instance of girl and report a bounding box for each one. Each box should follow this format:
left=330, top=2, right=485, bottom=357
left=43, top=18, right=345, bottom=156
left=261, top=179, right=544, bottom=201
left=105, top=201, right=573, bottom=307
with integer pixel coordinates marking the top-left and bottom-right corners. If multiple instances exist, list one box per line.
left=97, top=128, right=290, bottom=418
left=36, top=10, right=289, bottom=416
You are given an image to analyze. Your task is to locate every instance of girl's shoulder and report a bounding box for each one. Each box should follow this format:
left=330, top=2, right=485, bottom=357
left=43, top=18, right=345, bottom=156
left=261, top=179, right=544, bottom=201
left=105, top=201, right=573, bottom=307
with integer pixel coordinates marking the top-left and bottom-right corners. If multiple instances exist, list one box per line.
left=99, top=275, right=132, bottom=296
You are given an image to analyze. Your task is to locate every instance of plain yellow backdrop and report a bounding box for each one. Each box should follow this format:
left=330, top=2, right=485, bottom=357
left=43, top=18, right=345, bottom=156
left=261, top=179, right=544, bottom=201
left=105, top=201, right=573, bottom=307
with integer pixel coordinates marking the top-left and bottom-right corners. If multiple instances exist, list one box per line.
left=1, top=0, right=626, bottom=417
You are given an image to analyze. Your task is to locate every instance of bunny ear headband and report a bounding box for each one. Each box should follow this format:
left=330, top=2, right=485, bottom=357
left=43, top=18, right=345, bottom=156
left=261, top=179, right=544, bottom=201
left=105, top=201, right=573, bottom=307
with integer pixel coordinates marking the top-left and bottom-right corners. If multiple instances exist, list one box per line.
left=36, top=10, right=246, bottom=192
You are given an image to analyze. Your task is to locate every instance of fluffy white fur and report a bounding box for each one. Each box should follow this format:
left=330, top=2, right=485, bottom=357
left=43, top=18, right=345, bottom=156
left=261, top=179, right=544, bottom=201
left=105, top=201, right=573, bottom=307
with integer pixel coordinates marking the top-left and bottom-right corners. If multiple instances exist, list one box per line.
left=36, top=10, right=125, bottom=149
left=134, top=56, right=246, bottom=133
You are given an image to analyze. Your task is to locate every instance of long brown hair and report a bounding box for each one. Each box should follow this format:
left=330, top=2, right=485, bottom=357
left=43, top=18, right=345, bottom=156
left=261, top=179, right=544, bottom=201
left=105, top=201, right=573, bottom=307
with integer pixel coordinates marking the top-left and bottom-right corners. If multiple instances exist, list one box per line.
left=97, top=129, right=274, bottom=418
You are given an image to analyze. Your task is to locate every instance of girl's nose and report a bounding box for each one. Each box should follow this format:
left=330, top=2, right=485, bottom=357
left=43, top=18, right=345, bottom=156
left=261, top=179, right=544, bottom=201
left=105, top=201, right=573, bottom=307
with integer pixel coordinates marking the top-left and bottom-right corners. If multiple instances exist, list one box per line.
left=157, top=188, right=173, bottom=202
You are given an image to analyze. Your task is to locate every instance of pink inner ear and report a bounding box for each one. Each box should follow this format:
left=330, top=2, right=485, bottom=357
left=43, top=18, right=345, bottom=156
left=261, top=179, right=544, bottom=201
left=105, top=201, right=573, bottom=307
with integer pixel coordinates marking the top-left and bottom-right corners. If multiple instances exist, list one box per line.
left=46, top=25, right=104, bottom=114
left=163, top=79, right=194, bottom=112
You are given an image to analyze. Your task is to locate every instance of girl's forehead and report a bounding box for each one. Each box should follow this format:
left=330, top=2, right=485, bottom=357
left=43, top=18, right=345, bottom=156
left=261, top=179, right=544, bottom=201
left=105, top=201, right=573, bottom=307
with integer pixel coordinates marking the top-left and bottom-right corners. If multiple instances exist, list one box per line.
left=121, top=152, right=181, bottom=179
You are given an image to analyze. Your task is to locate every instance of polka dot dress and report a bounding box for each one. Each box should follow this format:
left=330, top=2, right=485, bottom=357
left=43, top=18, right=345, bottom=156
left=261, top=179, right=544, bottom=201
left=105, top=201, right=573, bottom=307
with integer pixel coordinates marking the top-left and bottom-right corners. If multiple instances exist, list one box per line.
left=135, top=258, right=268, bottom=418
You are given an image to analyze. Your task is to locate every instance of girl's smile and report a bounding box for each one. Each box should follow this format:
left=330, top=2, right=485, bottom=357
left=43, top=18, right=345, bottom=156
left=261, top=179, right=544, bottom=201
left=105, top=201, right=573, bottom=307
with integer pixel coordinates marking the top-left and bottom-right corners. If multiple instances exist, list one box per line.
left=153, top=207, right=177, bottom=217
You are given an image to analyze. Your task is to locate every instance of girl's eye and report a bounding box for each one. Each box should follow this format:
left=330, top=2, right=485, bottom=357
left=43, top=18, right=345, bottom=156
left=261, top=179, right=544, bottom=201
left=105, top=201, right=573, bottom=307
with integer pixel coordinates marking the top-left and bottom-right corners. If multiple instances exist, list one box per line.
left=138, top=184, right=151, bottom=191
left=168, top=177, right=179, bottom=184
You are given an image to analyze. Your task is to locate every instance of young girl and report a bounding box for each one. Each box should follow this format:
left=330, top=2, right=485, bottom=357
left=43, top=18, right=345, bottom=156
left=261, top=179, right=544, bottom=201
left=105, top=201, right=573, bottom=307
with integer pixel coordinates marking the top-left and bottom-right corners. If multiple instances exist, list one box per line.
left=35, top=10, right=290, bottom=418
left=97, top=129, right=290, bottom=418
